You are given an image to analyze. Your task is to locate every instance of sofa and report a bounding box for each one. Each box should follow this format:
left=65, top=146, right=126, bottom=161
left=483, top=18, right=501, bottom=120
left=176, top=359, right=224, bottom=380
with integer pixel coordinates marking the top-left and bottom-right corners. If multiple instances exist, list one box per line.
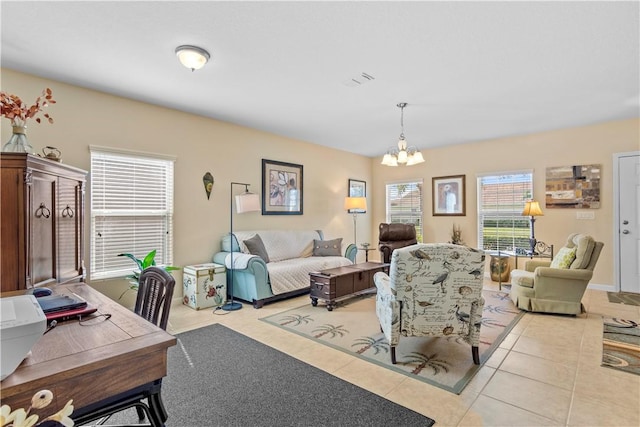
left=212, top=230, right=356, bottom=308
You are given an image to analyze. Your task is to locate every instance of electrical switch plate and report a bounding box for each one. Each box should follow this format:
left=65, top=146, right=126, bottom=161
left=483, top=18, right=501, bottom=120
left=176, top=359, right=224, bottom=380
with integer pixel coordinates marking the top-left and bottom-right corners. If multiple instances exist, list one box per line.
left=576, top=211, right=595, bottom=220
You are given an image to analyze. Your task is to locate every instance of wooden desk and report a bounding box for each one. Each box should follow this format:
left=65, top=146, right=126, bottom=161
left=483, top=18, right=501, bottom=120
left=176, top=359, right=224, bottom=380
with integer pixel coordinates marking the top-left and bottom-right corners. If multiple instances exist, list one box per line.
left=0, top=283, right=176, bottom=425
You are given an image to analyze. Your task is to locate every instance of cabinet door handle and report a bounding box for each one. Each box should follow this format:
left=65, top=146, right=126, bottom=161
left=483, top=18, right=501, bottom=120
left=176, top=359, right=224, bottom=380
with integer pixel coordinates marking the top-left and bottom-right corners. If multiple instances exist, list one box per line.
left=62, top=205, right=75, bottom=218
left=35, top=202, right=51, bottom=219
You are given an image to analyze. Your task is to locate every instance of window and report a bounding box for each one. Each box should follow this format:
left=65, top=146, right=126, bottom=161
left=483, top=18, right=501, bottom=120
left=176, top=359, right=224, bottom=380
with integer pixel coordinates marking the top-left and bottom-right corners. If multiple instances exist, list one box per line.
left=477, top=172, right=533, bottom=251
left=90, top=147, right=175, bottom=280
left=385, top=180, right=423, bottom=242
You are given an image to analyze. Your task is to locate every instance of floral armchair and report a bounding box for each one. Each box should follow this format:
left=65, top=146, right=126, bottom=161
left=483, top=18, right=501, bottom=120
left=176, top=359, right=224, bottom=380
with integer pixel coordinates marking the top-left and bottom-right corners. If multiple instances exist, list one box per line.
left=373, top=243, right=486, bottom=365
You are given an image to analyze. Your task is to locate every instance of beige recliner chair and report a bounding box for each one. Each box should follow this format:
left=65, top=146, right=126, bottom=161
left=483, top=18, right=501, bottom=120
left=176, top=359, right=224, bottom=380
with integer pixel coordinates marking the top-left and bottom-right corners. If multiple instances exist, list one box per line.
left=510, top=233, right=603, bottom=315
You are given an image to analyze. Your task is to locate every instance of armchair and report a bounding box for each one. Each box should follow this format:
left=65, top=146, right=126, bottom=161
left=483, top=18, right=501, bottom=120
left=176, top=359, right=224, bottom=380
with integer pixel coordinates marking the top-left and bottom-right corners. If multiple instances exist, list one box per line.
left=373, top=243, right=486, bottom=365
left=378, top=223, right=417, bottom=263
left=510, top=233, right=604, bottom=315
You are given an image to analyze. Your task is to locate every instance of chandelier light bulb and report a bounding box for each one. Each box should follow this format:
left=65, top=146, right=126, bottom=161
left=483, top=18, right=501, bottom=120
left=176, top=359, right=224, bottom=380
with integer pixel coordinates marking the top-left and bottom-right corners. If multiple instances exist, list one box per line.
left=381, top=102, right=425, bottom=167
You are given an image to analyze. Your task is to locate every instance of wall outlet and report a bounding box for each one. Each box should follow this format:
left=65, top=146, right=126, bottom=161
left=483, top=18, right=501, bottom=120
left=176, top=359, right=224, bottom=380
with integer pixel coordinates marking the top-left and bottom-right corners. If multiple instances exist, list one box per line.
left=576, top=211, right=595, bottom=220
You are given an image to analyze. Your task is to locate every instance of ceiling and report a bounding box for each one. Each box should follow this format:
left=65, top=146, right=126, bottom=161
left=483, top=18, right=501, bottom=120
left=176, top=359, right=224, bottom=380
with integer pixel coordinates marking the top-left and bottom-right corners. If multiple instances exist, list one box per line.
left=2, top=1, right=639, bottom=158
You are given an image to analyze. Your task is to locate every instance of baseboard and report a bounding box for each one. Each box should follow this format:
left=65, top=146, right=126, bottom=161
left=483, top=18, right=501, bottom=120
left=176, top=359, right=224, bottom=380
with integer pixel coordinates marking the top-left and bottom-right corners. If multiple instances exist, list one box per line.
left=588, top=282, right=616, bottom=292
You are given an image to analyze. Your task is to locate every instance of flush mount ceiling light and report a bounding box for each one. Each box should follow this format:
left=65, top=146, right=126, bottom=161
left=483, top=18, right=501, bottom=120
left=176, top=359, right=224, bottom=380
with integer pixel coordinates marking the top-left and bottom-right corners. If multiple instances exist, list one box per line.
left=175, top=45, right=210, bottom=71
left=381, top=103, right=425, bottom=167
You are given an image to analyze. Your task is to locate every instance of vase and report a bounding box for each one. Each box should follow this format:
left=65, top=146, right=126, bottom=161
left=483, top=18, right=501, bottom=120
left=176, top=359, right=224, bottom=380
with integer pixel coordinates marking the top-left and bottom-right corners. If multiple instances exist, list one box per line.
left=2, top=125, right=33, bottom=153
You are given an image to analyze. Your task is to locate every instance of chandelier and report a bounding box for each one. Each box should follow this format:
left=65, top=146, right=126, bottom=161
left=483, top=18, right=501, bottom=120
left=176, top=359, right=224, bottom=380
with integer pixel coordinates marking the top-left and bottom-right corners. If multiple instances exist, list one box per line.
left=381, top=103, right=425, bottom=167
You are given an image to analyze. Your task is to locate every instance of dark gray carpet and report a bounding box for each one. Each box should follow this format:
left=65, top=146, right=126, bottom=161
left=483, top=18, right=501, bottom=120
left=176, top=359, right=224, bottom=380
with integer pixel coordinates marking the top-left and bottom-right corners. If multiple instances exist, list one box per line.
left=110, top=324, right=435, bottom=427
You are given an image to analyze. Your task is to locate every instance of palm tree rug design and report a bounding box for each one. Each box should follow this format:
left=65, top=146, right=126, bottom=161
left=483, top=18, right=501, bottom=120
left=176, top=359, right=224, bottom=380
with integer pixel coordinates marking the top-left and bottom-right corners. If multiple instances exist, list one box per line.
left=261, top=289, right=523, bottom=394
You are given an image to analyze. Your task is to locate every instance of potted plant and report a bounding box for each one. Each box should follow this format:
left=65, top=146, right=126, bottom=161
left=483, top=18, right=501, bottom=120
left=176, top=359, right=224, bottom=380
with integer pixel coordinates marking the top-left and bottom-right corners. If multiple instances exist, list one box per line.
left=117, top=250, right=180, bottom=299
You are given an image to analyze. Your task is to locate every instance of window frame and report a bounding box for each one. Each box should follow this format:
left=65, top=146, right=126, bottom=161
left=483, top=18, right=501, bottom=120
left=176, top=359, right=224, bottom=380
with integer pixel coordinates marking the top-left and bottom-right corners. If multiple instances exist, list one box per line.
left=89, top=146, right=176, bottom=281
left=385, top=179, right=424, bottom=242
left=477, top=171, right=533, bottom=252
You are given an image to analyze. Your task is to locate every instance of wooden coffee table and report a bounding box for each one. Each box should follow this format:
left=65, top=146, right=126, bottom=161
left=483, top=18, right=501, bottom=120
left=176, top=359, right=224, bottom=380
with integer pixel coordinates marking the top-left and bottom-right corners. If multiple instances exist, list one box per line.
left=309, top=262, right=390, bottom=311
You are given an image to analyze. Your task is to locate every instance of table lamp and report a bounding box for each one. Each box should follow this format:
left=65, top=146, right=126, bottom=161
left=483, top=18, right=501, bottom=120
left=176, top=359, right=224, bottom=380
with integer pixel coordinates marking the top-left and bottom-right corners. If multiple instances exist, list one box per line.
left=522, top=200, right=543, bottom=255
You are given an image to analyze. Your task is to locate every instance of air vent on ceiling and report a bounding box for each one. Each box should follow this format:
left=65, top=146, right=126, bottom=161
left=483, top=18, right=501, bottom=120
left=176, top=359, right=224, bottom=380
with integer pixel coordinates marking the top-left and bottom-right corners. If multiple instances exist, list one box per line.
left=342, top=72, right=375, bottom=87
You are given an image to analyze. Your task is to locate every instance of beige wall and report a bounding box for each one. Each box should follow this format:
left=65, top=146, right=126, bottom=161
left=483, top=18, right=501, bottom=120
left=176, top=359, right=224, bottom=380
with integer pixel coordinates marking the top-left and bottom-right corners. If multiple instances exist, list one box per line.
left=372, top=118, right=640, bottom=286
left=3, top=69, right=638, bottom=295
left=1, top=69, right=373, bottom=301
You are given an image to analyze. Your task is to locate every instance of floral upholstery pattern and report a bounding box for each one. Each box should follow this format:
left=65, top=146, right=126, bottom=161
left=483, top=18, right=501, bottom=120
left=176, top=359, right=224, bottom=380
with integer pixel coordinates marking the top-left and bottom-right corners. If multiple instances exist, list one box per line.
left=374, top=243, right=486, bottom=364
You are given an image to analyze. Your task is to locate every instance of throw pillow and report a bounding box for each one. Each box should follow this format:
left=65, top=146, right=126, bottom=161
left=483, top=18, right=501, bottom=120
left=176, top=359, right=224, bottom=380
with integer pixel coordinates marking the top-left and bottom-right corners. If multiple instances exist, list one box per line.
left=312, top=238, right=342, bottom=257
left=550, top=246, right=577, bottom=269
left=243, top=234, right=270, bottom=263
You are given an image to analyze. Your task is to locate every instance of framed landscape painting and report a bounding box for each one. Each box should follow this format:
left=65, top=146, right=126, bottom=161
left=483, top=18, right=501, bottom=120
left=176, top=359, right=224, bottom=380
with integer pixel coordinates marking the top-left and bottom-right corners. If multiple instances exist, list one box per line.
left=262, top=159, right=303, bottom=215
left=432, top=175, right=466, bottom=216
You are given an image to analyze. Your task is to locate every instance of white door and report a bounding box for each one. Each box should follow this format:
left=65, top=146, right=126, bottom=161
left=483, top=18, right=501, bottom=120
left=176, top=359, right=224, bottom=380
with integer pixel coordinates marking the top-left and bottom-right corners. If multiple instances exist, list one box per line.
left=617, top=153, right=640, bottom=293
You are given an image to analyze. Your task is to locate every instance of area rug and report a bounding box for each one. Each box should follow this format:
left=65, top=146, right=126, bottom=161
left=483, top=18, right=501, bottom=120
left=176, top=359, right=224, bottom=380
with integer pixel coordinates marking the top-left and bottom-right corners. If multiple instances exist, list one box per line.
left=106, top=323, right=435, bottom=426
left=261, top=289, right=523, bottom=394
left=607, top=291, right=640, bottom=306
left=602, top=317, right=640, bottom=376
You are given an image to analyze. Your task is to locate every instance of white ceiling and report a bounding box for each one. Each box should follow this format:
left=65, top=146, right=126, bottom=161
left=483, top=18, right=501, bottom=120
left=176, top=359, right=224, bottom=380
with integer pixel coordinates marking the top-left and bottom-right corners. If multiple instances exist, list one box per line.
left=2, top=1, right=638, bottom=158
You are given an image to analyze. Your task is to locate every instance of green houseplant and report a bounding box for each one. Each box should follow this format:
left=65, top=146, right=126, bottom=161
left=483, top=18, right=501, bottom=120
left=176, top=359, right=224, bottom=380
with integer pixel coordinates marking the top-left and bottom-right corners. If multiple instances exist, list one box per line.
left=117, top=250, right=180, bottom=299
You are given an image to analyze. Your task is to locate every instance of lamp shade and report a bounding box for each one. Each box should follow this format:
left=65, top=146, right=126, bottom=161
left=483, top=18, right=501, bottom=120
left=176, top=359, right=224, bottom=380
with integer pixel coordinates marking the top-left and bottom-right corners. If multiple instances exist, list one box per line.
left=522, top=200, right=543, bottom=217
left=344, top=197, right=367, bottom=211
left=410, top=151, right=425, bottom=164
left=236, top=192, right=261, bottom=213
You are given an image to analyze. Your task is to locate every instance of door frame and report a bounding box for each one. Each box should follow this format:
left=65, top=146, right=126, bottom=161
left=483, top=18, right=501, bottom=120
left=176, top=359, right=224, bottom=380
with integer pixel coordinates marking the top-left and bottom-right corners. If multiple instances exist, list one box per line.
left=612, top=151, right=640, bottom=293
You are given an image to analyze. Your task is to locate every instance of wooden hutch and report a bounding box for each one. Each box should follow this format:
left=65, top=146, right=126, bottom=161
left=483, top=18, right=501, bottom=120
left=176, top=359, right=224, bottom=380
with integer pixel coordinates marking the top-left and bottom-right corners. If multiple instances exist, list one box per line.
left=1, top=153, right=87, bottom=291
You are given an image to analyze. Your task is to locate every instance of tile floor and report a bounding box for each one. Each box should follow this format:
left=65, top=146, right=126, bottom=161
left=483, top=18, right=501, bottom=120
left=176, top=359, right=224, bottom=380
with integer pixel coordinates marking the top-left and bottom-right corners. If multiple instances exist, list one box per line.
left=167, top=281, right=640, bottom=427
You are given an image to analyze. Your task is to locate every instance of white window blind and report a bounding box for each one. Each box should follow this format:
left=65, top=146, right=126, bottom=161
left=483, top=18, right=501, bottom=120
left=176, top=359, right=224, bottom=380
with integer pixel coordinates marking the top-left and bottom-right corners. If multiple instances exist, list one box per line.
left=477, top=172, right=532, bottom=251
left=90, top=149, right=175, bottom=280
left=385, top=180, right=423, bottom=242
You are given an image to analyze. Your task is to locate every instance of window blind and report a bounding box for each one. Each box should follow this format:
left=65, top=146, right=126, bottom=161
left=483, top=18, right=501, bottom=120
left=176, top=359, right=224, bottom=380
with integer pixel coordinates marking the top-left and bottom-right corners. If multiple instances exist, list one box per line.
left=385, top=180, right=423, bottom=242
left=477, top=173, right=532, bottom=251
left=90, top=149, right=174, bottom=280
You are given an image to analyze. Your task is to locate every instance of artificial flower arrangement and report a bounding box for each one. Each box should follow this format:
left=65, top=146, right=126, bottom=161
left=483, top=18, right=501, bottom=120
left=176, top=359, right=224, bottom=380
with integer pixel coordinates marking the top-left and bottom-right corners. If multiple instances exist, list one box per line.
left=0, top=88, right=56, bottom=127
left=0, top=389, right=74, bottom=427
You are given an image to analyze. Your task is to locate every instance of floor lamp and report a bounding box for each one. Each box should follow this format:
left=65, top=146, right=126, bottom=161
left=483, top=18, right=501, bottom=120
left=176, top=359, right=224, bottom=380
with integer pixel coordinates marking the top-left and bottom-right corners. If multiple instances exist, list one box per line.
left=344, top=197, right=367, bottom=246
left=223, top=182, right=261, bottom=311
left=522, top=200, right=544, bottom=255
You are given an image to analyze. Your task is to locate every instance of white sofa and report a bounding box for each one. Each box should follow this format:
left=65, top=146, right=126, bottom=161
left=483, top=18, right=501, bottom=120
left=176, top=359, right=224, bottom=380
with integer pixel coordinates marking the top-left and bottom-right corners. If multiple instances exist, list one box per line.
left=212, top=230, right=356, bottom=308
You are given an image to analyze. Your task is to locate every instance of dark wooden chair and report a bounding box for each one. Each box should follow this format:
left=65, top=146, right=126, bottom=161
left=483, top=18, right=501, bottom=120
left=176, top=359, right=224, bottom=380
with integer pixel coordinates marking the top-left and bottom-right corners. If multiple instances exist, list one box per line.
left=135, top=266, right=176, bottom=331
left=78, top=266, right=175, bottom=427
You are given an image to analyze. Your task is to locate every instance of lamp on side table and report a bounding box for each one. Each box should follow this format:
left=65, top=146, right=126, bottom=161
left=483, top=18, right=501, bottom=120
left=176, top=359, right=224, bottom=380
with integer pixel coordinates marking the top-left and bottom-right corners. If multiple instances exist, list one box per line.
left=521, top=200, right=544, bottom=255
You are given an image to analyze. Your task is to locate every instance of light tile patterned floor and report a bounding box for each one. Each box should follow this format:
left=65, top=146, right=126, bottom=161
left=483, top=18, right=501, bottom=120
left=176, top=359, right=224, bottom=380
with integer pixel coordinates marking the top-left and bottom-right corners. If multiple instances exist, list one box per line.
left=166, top=281, right=640, bottom=427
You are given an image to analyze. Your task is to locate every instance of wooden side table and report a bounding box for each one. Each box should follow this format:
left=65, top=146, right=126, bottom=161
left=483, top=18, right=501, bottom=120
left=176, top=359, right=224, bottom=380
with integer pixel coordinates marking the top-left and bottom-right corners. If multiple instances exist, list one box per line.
left=359, top=246, right=375, bottom=262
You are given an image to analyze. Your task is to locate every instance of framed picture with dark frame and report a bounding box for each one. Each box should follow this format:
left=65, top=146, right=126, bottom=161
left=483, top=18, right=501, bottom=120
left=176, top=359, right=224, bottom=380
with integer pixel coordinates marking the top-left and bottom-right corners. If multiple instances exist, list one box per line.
left=348, top=179, right=366, bottom=213
left=432, top=175, right=466, bottom=216
left=261, top=159, right=303, bottom=215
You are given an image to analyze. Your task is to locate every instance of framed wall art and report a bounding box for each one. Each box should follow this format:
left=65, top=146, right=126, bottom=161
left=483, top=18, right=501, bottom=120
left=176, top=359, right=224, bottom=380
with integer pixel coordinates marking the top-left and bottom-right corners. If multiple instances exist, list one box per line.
left=262, top=159, right=303, bottom=215
left=347, top=179, right=366, bottom=213
left=545, top=164, right=601, bottom=209
left=432, top=175, right=466, bottom=216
